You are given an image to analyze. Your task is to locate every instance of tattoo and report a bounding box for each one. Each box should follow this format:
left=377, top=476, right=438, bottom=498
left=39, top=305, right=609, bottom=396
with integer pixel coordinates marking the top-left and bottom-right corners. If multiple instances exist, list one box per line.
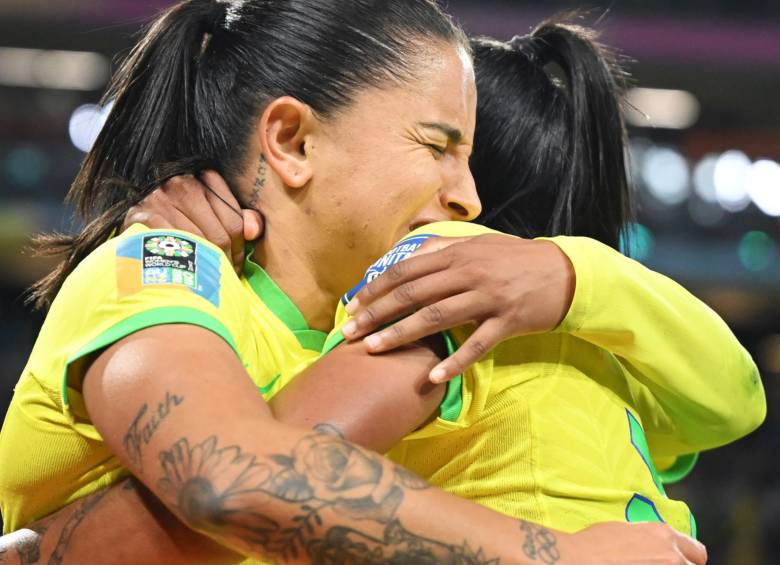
left=123, top=391, right=184, bottom=471
left=47, top=489, right=110, bottom=565
left=157, top=431, right=501, bottom=563
left=519, top=521, right=560, bottom=564
left=312, top=422, right=345, bottom=438
left=308, top=519, right=500, bottom=564
left=15, top=527, right=46, bottom=565
left=248, top=154, right=266, bottom=209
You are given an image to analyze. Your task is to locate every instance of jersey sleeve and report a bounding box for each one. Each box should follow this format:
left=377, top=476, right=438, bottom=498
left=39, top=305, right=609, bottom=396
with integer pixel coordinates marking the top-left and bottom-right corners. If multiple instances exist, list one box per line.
left=31, top=225, right=246, bottom=434
left=545, top=235, right=766, bottom=472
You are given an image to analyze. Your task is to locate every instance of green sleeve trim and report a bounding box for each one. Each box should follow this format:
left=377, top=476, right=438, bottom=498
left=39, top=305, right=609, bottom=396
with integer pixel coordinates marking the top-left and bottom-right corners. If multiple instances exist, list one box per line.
left=658, top=452, right=699, bottom=485
left=320, top=327, right=463, bottom=422
left=438, top=331, right=463, bottom=422
left=321, top=329, right=346, bottom=356
left=62, top=306, right=239, bottom=407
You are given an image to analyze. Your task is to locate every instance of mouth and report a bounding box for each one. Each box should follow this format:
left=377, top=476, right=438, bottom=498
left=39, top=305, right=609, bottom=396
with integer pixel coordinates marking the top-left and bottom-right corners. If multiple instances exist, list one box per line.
left=408, top=219, right=436, bottom=233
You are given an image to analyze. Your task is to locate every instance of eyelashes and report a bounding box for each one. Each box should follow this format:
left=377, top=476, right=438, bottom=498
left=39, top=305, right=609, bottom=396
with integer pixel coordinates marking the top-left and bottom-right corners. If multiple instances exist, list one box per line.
left=425, top=143, right=447, bottom=158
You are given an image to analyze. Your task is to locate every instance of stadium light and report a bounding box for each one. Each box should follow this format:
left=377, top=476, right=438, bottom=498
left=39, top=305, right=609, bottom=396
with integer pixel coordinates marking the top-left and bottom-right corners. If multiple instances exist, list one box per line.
left=624, top=87, right=700, bottom=130
left=0, top=47, right=109, bottom=91
left=714, top=150, right=752, bottom=212
left=745, top=159, right=780, bottom=217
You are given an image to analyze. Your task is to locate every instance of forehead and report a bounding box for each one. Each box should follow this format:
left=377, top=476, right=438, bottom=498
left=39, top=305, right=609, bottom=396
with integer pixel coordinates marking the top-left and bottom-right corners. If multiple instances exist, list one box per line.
left=333, top=43, right=476, bottom=141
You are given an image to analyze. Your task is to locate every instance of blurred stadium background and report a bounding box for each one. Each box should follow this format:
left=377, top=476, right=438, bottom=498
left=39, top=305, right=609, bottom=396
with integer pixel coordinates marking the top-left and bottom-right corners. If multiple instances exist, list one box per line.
left=0, top=0, right=777, bottom=562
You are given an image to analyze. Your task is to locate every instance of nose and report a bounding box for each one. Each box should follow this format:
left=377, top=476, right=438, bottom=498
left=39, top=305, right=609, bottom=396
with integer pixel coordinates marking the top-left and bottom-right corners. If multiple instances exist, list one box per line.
left=440, top=162, right=481, bottom=221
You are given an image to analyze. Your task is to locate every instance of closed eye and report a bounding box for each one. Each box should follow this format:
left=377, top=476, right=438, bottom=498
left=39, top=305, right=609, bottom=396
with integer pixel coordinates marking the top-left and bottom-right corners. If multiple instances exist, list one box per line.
left=425, top=143, right=447, bottom=158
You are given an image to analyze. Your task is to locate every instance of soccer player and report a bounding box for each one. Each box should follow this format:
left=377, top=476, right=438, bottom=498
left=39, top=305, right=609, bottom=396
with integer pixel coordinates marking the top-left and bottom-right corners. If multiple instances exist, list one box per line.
left=0, top=2, right=706, bottom=564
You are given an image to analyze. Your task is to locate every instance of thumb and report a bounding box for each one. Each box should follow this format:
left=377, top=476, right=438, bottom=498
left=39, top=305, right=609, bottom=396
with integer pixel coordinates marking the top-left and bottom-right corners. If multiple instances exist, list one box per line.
left=242, top=210, right=264, bottom=241
left=412, top=236, right=473, bottom=257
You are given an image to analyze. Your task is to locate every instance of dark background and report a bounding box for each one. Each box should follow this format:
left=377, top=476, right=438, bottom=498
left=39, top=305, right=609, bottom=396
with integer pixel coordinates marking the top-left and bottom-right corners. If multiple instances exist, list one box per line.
left=0, top=1, right=777, bottom=562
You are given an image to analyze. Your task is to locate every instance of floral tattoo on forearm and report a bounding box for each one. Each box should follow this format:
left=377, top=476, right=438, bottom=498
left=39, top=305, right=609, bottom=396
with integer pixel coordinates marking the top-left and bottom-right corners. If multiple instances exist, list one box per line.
left=156, top=423, right=503, bottom=563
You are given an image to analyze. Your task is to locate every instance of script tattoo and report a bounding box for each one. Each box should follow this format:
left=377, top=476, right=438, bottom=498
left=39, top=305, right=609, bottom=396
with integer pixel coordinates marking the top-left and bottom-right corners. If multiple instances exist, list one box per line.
left=248, top=154, right=266, bottom=209
left=157, top=429, right=501, bottom=563
left=123, top=391, right=183, bottom=471
left=519, top=521, right=560, bottom=564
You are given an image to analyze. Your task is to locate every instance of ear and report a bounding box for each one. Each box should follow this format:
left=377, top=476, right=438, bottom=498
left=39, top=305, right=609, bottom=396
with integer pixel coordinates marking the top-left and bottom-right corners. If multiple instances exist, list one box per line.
left=258, top=96, right=315, bottom=189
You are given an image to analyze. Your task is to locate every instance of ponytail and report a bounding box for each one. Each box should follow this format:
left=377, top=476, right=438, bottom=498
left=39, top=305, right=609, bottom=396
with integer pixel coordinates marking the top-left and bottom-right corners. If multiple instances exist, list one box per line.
left=471, top=15, right=633, bottom=250
left=28, top=0, right=223, bottom=310
left=29, top=0, right=466, bottom=310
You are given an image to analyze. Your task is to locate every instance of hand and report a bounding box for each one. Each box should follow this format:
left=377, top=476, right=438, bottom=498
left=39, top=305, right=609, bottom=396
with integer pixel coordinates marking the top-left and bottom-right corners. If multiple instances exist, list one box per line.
left=341, top=234, right=575, bottom=383
left=559, top=521, right=707, bottom=564
left=122, top=171, right=263, bottom=275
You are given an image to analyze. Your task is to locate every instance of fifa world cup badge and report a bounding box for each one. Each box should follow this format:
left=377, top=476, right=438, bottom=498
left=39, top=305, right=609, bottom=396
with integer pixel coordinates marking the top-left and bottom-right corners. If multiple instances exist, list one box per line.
left=141, top=235, right=198, bottom=289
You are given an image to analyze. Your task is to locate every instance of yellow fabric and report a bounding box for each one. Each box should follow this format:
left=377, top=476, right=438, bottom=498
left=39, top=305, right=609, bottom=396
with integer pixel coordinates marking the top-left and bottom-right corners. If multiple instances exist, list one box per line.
left=329, top=221, right=764, bottom=535
left=0, top=224, right=323, bottom=540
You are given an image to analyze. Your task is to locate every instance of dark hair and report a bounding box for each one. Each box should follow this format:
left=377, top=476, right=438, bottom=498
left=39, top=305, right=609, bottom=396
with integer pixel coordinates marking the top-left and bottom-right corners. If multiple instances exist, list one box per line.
left=470, top=16, right=633, bottom=249
left=30, top=0, right=465, bottom=309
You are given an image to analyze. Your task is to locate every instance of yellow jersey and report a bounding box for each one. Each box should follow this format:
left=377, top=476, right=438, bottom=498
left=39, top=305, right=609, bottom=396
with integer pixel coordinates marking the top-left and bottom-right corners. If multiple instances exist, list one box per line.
left=324, top=221, right=764, bottom=537
left=0, top=224, right=326, bottom=535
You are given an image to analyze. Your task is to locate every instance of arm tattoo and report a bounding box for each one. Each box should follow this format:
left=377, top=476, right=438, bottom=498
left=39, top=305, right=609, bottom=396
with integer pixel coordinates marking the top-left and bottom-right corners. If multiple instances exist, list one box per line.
left=46, top=488, right=110, bottom=565
left=14, top=527, right=46, bottom=565
left=157, top=431, right=501, bottom=563
left=519, top=521, right=560, bottom=564
left=247, top=154, right=266, bottom=209
left=123, top=391, right=184, bottom=472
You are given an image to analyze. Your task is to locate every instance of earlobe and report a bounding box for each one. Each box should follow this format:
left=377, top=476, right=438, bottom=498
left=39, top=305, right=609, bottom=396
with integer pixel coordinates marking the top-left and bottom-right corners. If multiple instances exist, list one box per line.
left=258, top=96, right=315, bottom=189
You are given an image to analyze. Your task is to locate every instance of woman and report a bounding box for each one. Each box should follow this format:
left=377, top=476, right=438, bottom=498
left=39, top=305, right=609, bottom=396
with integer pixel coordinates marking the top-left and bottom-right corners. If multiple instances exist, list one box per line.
left=0, top=2, right=701, bottom=564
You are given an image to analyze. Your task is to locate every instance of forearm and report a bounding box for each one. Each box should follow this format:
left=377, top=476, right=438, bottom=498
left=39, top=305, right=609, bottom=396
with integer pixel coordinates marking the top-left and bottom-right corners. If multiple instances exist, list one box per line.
left=548, top=235, right=766, bottom=454
left=83, top=325, right=553, bottom=564
left=270, top=338, right=446, bottom=452
left=0, top=478, right=239, bottom=565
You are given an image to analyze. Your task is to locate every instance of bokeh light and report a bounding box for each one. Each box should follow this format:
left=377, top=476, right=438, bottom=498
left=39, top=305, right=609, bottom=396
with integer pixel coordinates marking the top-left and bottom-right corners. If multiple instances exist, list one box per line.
left=738, top=231, right=776, bottom=271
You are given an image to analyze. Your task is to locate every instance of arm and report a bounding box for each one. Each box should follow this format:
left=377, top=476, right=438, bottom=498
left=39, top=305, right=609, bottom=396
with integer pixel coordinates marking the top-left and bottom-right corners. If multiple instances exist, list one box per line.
left=79, top=323, right=542, bottom=564
left=3, top=335, right=706, bottom=565
left=341, top=232, right=765, bottom=461
left=545, top=236, right=766, bottom=459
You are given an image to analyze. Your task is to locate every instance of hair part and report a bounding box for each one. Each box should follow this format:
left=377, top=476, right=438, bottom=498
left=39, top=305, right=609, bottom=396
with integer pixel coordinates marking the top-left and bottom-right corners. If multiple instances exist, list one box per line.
left=29, top=0, right=466, bottom=310
left=470, top=13, right=634, bottom=250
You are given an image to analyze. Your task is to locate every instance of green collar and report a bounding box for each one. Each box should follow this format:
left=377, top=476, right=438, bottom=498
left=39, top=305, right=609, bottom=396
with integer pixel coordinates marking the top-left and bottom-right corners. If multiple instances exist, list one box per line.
left=244, top=248, right=328, bottom=352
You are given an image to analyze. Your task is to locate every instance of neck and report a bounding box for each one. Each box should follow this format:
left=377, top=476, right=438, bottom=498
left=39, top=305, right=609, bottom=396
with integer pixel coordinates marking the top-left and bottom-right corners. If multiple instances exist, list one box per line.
left=252, top=224, right=341, bottom=333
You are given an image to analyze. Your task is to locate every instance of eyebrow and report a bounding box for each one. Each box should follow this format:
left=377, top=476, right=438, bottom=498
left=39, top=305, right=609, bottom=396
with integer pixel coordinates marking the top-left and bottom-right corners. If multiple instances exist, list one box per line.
left=417, top=121, right=463, bottom=144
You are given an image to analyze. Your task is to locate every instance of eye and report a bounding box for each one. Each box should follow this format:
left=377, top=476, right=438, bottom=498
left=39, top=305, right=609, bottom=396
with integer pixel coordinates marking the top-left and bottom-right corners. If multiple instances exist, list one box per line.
left=425, top=143, right=447, bottom=159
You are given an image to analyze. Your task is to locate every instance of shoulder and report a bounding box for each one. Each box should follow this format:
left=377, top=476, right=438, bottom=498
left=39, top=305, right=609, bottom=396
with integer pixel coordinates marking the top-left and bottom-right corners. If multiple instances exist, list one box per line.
left=45, top=225, right=246, bottom=373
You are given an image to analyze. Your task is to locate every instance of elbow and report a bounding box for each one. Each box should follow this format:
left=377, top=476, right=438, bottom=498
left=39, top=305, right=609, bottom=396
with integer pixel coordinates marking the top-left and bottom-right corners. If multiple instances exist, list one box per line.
left=707, top=365, right=767, bottom=445
left=731, top=365, right=767, bottom=438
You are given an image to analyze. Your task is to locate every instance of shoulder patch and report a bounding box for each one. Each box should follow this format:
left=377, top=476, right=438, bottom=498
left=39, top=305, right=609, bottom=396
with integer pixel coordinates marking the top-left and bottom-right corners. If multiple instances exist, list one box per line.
left=116, top=232, right=222, bottom=307
left=342, top=233, right=437, bottom=305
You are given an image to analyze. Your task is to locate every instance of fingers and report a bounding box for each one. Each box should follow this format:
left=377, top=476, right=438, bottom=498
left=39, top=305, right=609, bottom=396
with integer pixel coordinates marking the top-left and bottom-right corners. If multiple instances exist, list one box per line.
left=200, top=171, right=246, bottom=273
left=675, top=531, right=707, bottom=565
left=160, top=175, right=235, bottom=264
left=345, top=247, right=453, bottom=315
left=342, top=271, right=470, bottom=340
left=147, top=206, right=206, bottom=239
left=428, top=318, right=504, bottom=383
left=352, top=290, right=483, bottom=353
left=411, top=236, right=474, bottom=257
left=123, top=205, right=175, bottom=231
left=242, top=209, right=264, bottom=241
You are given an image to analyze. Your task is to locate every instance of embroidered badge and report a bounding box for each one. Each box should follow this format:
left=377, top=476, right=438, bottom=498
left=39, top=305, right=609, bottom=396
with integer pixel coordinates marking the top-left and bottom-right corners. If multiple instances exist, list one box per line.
left=142, top=235, right=198, bottom=289
left=342, top=233, right=437, bottom=304
left=116, top=232, right=222, bottom=307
